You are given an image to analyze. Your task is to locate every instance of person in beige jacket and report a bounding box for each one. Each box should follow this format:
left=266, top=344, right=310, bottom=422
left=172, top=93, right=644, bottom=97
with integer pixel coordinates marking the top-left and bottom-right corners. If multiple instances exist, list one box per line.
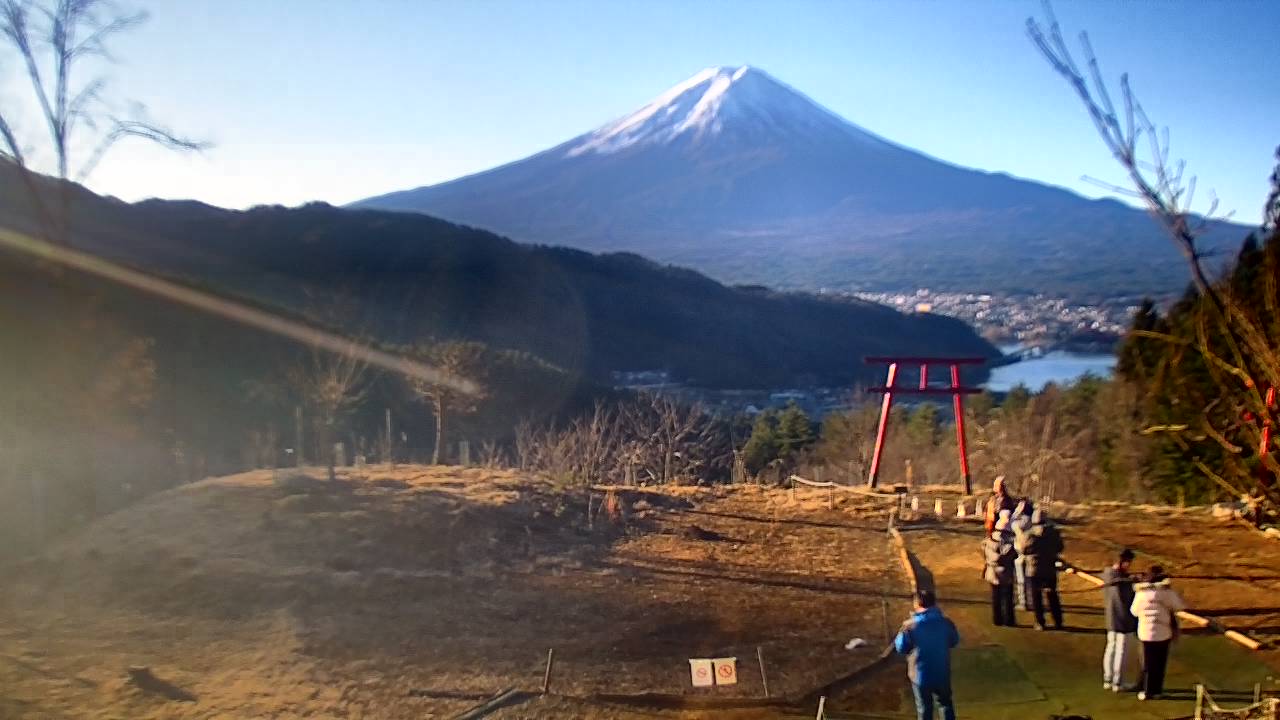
left=981, top=515, right=1017, bottom=626
left=1129, top=566, right=1187, bottom=701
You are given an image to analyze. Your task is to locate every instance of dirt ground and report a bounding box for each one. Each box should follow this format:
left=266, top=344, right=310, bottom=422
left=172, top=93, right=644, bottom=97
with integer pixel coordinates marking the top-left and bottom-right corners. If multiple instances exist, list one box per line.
left=1055, top=502, right=1280, bottom=659
left=0, top=467, right=910, bottom=719
left=2, top=470, right=1278, bottom=720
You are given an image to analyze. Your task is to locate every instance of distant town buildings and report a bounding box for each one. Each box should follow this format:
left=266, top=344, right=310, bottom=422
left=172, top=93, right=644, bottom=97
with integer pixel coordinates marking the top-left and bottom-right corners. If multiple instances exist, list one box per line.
left=847, top=289, right=1139, bottom=349
left=610, top=370, right=677, bottom=389
left=610, top=290, right=1138, bottom=417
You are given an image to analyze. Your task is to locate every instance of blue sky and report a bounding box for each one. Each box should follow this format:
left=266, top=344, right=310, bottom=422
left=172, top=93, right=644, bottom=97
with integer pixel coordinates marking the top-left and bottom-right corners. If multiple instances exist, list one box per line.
left=7, top=0, right=1277, bottom=222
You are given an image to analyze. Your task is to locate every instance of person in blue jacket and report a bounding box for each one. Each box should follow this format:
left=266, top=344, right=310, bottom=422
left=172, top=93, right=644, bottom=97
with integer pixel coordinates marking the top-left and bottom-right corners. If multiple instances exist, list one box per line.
left=894, top=589, right=961, bottom=720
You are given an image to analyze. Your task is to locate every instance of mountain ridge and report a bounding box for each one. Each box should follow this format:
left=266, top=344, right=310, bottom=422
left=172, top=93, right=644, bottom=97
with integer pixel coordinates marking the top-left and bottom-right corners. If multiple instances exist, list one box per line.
left=357, top=66, right=1246, bottom=298
left=0, top=164, right=1000, bottom=390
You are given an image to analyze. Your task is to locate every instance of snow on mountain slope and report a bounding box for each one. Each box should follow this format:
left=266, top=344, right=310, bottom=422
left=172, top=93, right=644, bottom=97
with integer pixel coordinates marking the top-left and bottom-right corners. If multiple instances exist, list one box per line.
left=566, top=66, right=882, bottom=156
left=355, top=66, right=1243, bottom=297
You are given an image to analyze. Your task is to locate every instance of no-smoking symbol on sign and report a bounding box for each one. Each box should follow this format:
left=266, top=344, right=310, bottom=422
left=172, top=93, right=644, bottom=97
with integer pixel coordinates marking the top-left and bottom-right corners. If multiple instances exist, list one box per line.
left=713, top=658, right=737, bottom=685
left=689, top=659, right=714, bottom=687
left=689, top=657, right=736, bottom=687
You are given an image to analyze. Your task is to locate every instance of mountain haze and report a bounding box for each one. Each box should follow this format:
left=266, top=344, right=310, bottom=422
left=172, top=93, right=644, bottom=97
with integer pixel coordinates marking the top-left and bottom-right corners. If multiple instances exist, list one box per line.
left=0, top=165, right=998, bottom=389
left=359, top=66, right=1244, bottom=298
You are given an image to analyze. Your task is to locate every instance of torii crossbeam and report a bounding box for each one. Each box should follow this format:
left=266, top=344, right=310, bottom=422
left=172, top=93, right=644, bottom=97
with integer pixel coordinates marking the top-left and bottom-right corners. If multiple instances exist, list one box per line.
left=864, top=356, right=986, bottom=495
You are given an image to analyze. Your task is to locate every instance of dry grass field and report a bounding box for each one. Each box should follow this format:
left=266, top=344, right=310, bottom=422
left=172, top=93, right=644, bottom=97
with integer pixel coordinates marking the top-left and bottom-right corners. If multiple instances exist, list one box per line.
left=0, top=467, right=906, bottom=719
left=1, top=467, right=1277, bottom=719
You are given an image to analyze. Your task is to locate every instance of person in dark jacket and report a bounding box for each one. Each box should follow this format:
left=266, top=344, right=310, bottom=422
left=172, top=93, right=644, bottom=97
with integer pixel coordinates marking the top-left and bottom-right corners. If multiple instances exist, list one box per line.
left=1101, top=549, right=1138, bottom=691
left=1016, top=508, right=1064, bottom=630
left=982, top=517, right=1017, bottom=626
left=894, top=589, right=961, bottom=720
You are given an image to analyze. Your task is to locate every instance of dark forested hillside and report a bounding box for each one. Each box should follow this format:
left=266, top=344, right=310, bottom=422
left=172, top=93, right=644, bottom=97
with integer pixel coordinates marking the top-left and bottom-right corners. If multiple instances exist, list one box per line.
left=0, top=168, right=995, bottom=553
left=0, top=230, right=610, bottom=553
left=1, top=169, right=999, bottom=390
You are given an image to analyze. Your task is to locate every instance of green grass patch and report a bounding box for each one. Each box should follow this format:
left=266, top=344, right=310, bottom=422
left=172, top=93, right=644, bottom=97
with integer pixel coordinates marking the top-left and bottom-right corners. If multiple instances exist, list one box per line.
left=950, top=646, right=1046, bottom=704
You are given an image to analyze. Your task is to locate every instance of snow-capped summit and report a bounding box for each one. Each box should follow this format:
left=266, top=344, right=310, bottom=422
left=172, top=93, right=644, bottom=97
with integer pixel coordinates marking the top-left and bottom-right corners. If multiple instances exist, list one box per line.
left=566, top=65, right=872, bottom=156
left=356, top=67, right=1237, bottom=297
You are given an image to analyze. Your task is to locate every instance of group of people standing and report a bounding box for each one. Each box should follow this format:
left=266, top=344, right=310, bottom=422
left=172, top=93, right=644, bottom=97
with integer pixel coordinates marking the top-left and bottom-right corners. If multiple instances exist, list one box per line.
left=892, top=476, right=1194, bottom=720
left=981, top=476, right=1064, bottom=630
left=981, top=476, right=1189, bottom=701
left=1104, top=549, right=1188, bottom=701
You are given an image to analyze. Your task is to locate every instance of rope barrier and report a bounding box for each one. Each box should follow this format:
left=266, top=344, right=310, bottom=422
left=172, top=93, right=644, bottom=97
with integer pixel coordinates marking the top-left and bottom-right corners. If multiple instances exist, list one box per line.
left=1195, top=684, right=1278, bottom=719
left=788, top=475, right=908, bottom=499
left=1063, top=564, right=1264, bottom=648
left=790, top=475, right=840, bottom=489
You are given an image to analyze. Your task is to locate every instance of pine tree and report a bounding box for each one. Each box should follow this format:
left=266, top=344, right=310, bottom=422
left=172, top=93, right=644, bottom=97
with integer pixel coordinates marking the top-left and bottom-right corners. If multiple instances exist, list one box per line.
left=741, top=411, right=780, bottom=475
left=1116, top=298, right=1161, bottom=380
left=775, top=401, right=815, bottom=457
left=905, top=404, right=940, bottom=448
left=967, top=391, right=997, bottom=425
left=1111, top=230, right=1280, bottom=503
left=1003, top=385, right=1033, bottom=415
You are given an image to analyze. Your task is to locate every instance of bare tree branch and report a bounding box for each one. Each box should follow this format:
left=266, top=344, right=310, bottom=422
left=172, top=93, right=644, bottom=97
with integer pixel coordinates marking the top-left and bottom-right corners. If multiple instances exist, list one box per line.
left=77, top=116, right=209, bottom=182
left=1030, top=2, right=1280, bottom=515
left=1, top=0, right=207, bottom=243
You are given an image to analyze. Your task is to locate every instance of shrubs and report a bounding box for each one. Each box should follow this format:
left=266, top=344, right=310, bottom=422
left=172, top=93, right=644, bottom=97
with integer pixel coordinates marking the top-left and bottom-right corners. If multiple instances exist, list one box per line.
left=516, top=396, right=732, bottom=486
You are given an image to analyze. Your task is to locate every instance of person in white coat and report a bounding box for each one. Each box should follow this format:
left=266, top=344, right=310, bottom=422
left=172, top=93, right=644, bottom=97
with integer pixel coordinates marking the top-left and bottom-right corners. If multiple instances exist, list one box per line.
left=1010, top=499, right=1035, bottom=609
left=1129, top=566, right=1187, bottom=701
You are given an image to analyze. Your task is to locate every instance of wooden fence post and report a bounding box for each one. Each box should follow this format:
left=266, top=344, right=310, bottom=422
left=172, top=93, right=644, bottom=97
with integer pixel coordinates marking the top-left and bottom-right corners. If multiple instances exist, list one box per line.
left=756, top=646, right=770, bottom=698
left=384, top=408, right=393, bottom=467
left=294, top=405, right=304, bottom=466
left=542, top=648, right=555, bottom=695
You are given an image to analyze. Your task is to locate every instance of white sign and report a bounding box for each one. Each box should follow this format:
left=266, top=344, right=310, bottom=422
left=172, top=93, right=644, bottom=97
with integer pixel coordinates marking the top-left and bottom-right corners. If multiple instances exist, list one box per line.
left=689, top=658, right=714, bottom=687
left=713, top=657, right=737, bottom=686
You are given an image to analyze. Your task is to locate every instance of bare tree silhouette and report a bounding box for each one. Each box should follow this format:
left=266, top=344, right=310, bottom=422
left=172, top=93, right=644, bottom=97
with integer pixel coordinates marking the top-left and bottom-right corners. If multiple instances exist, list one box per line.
left=408, top=341, right=489, bottom=465
left=1029, top=2, right=1280, bottom=514
left=287, top=338, right=369, bottom=481
left=0, top=0, right=206, bottom=241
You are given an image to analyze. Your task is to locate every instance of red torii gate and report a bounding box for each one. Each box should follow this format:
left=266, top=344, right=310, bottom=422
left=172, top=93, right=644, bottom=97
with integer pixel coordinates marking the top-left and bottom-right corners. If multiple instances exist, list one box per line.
left=1244, top=384, right=1277, bottom=487
left=864, top=356, right=986, bottom=495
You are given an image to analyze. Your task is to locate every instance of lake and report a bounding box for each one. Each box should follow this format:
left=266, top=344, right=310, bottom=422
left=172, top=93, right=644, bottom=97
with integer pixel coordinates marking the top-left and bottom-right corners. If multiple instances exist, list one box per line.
left=985, top=350, right=1116, bottom=392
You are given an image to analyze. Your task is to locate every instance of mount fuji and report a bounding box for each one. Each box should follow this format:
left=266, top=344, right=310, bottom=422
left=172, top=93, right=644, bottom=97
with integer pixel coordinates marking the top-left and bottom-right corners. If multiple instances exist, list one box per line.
left=357, top=66, right=1241, bottom=297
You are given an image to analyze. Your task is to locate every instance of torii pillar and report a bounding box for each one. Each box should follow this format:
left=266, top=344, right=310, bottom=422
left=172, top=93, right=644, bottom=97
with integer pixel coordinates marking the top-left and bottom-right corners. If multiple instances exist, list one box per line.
left=1245, top=384, right=1277, bottom=489
left=864, top=356, right=986, bottom=495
